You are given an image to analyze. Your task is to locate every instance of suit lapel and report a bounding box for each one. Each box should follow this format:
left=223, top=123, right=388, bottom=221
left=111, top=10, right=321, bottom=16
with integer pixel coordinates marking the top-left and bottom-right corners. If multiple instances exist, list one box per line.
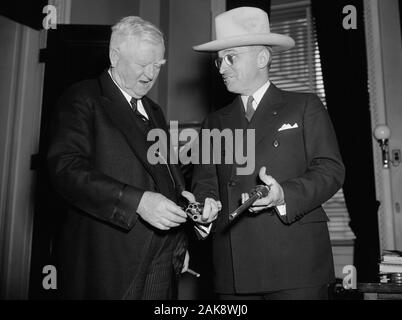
left=218, top=97, right=246, bottom=179
left=97, top=70, right=157, bottom=178
left=248, top=84, right=286, bottom=147
left=142, top=97, right=186, bottom=192
left=218, top=96, right=247, bottom=138
left=218, top=84, right=286, bottom=178
left=141, top=97, right=163, bottom=129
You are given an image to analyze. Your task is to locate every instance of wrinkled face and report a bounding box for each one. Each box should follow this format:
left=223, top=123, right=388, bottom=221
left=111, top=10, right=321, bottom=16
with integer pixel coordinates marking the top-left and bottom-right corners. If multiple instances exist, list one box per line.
left=217, top=46, right=264, bottom=95
left=110, top=37, right=165, bottom=98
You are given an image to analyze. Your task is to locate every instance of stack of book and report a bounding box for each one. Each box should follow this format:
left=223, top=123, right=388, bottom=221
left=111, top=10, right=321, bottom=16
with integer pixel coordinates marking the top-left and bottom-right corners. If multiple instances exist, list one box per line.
left=379, top=250, right=402, bottom=284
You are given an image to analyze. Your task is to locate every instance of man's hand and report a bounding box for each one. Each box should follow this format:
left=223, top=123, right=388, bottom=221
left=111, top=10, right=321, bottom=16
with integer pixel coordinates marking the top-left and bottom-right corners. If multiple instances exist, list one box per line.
left=181, top=191, right=221, bottom=224
left=242, top=166, right=285, bottom=212
left=137, top=191, right=187, bottom=230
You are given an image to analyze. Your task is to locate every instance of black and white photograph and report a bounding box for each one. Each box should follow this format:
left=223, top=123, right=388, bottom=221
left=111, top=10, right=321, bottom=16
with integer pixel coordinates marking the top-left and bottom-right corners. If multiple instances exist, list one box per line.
left=0, top=0, right=402, bottom=308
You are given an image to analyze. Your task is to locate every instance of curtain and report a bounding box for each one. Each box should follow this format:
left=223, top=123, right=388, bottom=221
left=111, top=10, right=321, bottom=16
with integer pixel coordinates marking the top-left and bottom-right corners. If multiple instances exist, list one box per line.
left=312, top=0, right=380, bottom=282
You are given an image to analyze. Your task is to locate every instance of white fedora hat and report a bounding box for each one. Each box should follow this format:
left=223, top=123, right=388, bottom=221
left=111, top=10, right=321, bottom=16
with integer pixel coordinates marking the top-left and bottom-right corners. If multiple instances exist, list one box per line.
left=193, top=7, right=295, bottom=52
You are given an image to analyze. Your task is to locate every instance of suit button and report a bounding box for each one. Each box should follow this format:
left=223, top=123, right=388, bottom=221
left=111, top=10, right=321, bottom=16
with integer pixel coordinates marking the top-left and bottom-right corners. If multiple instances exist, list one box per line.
left=272, top=111, right=278, bottom=116
left=273, top=140, right=279, bottom=147
left=228, top=180, right=236, bottom=186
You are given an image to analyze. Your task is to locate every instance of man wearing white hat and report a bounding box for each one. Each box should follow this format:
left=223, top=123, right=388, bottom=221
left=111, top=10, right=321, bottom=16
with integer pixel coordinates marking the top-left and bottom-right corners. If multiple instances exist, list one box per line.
left=192, top=7, right=345, bottom=299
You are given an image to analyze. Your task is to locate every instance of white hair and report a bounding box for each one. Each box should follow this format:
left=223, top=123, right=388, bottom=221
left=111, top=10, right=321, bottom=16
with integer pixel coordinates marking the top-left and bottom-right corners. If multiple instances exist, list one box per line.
left=110, top=16, right=164, bottom=51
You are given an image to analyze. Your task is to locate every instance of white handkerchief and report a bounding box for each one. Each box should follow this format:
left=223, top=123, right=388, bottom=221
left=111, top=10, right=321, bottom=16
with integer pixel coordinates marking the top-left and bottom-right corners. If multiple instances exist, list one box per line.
left=278, top=123, right=299, bottom=132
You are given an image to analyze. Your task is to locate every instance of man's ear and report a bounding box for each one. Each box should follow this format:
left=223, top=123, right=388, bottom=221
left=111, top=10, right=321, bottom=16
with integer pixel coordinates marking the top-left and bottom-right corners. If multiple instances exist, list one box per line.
left=109, top=47, right=119, bottom=68
left=257, top=48, right=270, bottom=69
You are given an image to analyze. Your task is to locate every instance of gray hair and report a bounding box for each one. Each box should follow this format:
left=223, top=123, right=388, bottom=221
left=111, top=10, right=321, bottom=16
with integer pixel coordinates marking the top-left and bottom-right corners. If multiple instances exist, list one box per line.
left=110, top=16, right=164, bottom=50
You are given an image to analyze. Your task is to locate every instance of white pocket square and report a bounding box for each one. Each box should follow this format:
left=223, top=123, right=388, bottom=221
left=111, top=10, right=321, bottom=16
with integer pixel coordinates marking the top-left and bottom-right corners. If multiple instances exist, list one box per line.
left=278, top=123, right=299, bottom=132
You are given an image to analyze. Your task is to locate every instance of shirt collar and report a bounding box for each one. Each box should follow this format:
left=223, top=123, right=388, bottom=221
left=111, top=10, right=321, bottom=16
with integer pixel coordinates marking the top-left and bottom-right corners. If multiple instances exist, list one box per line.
left=107, top=69, right=149, bottom=119
left=108, top=68, right=133, bottom=104
left=241, top=80, right=271, bottom=110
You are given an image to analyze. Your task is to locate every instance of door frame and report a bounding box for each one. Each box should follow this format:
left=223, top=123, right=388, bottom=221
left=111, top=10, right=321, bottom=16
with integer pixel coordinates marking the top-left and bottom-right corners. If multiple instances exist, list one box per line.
left=0, top=0, right=74, bottom=299
left=0, top=19, right=46, bottom=299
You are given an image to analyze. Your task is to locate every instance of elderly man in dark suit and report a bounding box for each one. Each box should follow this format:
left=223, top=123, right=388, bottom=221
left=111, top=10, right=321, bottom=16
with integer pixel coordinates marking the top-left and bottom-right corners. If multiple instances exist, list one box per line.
left=47, top=16, right=218, bottom=299
left=192, top=7, right=345, bottom=300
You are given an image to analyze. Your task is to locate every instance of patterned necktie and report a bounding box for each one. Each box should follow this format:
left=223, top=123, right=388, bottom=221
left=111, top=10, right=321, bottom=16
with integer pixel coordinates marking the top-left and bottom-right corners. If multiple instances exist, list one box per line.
left=130, top=97, right=148, bottom=122
left=245, top=95, right=255, bottom=122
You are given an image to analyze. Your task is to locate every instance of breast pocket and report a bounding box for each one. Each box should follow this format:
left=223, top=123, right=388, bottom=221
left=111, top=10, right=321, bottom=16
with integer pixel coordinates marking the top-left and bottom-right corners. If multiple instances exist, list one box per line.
left=277, top=126, right=302, bottom=137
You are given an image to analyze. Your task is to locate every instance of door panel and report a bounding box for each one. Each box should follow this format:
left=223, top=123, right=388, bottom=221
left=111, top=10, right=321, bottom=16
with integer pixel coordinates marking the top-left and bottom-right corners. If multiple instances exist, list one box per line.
left=29, top=25, right=110, bottom=299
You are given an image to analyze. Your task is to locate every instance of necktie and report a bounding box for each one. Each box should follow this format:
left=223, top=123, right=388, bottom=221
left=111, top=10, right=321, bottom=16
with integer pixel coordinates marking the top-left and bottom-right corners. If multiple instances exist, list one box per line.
left=245, top=95, right=255, bottom=122
left=130, top=97, right=148, bottom=122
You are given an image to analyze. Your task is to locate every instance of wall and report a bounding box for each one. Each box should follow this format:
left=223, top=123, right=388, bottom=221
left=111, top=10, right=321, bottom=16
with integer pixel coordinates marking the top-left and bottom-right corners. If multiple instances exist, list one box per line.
left=70, top=0, right=139, bottom=25
left=0, top=17, right=20, bottom=297
left=164, top=0, right=213, bottom=124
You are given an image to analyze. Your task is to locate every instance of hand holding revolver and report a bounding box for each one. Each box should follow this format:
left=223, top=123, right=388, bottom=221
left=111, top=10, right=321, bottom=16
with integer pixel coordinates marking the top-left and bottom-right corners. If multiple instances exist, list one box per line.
left=242, top=166, right=285, bottom=213
left=181, top=191, right=221, bottom=225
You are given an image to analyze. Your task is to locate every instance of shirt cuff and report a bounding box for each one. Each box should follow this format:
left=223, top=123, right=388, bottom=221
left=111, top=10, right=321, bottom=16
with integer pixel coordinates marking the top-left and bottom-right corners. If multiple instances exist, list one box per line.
left=276, top=204, right=287, bottom=216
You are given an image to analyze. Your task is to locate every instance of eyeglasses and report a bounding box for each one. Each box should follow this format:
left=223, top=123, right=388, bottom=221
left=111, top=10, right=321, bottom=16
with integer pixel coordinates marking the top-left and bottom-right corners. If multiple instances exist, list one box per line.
left=214, top=50, right=253, bottom=69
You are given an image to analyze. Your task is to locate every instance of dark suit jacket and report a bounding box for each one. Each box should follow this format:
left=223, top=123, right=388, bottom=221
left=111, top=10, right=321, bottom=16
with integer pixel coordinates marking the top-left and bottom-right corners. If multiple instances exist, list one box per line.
left=192, top=84, right=345, bottom=294
left=47, top=70, right=187, bottom=299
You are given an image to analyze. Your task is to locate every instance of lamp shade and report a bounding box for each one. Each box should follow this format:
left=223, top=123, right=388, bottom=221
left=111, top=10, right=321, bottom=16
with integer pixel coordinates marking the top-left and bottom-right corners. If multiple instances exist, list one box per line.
left=374, top=125, right=391, bottom=140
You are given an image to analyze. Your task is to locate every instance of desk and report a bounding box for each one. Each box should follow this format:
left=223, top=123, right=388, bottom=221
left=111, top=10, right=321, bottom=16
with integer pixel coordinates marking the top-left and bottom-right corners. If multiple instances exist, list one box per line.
left=358, top=283, right=402, bottom=300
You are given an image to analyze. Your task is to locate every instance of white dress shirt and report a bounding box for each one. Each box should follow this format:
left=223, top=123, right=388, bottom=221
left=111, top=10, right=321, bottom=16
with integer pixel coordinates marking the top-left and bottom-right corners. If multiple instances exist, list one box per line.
left=108, top=69, right=149, bottom=119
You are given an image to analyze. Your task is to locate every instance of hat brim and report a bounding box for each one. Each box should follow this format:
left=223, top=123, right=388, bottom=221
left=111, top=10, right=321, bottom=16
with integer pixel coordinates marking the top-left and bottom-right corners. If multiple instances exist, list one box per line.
left=193, top=33, right=295, bottom=52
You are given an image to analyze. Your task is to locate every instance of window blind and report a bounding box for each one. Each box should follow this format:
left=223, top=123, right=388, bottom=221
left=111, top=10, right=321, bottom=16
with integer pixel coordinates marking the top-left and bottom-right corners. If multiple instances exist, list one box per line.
left=270, top=6, right=326, bottom=105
